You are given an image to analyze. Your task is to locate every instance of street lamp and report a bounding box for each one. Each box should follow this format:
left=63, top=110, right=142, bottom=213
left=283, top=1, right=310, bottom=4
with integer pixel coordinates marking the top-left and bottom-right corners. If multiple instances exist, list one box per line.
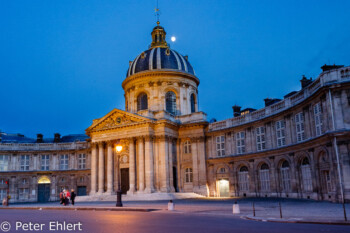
left=115, top=141, right=123, bottom=207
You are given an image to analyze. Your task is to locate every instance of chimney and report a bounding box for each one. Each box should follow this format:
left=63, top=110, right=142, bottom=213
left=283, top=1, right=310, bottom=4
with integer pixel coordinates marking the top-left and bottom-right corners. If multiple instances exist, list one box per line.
left=300, top=75, right=313, bottom=89
left=54, top=133, right=61, bottom=143
left=232, top=105, right=241, bottom=117
left=36, top=134, right=43, bottom=143
left=321, top=64, right=344, bottom=72
left=264, top=98, right=282, bottom=107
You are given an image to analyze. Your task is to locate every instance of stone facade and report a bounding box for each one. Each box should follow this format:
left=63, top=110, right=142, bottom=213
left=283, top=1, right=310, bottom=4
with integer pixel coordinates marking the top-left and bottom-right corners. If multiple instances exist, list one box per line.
left=0, top=135, right=90, bottom=203
left=1, top=22, right=350, bottom=203
left=207, top=66, right=350, bottom=202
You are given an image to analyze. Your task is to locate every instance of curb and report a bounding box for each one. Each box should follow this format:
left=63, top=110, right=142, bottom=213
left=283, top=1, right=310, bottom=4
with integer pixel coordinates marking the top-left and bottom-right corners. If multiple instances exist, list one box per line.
left=0, top=206, right=157, bottom=212
left=242, top=216, right=350, bottom=226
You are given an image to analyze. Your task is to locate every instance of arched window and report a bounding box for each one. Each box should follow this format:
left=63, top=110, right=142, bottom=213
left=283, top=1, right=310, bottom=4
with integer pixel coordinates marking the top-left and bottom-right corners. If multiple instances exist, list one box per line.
left=166, top=91, right=176, bottom=115
left=184, top=140, right=191, bottom=154
left=301, top=157, right=312, bottom=192
left=190, top=94, right=196, bottom=113
left=137, top=93, right=148, bottom=111
left=259, top=163, right=270, bottom=192
left=238, top=166, right=249, bottom=192
left=185, top=168, right=193, bottom=183
left=280, top=160, right=291, bottom=192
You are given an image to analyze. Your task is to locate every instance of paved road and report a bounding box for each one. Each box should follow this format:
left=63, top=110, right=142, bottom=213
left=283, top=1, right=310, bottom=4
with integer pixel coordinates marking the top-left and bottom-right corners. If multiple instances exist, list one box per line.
left=0, top=209, right=349, bottom=233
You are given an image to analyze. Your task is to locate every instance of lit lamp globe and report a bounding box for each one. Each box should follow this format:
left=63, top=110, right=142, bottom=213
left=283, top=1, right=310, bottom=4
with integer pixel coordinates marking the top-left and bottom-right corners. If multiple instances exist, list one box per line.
left=116, top=145, right=123, bottom=153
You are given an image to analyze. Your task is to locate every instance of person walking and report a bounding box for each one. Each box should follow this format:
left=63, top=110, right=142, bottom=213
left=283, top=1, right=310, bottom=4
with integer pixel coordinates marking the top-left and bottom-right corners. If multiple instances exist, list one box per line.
left=59, top=190, right=64, bottom=205
left=70, top=189, right=76, bottom=206
left=65, top=189, right=70, bottom=206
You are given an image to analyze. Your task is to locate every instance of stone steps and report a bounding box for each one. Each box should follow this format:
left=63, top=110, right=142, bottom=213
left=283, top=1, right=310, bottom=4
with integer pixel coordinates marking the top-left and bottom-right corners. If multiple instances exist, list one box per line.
left=76, top=192, right=204, bottom=202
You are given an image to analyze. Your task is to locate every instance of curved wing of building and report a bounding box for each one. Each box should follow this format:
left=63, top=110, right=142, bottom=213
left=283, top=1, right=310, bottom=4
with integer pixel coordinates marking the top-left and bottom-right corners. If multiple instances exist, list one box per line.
left=1, top=21, right=349, bottom=203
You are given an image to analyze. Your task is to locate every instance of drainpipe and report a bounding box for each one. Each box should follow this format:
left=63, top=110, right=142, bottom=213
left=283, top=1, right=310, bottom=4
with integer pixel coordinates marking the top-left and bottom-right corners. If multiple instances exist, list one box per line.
left=328, top=88, right=347, bottom=221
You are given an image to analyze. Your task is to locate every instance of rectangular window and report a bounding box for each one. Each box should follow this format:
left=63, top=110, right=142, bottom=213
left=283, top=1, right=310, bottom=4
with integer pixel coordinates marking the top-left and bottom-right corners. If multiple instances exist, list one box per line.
left=60, top=154, right=69, bottom=170
left=216, top=136, right=225, bottom=156
left=0, top=189, right=7, bottom=200
left=0, top=155, right=9, bottom=171
left=238, top=171, right=249, bottom=191
left=19, top=188, right=29, bottom=199
left=256, top=126, right=266, bottom=151
left=295, top=112, right=306, bottom=142
left=276, top=120, right=286, bottom=147
left=301, top=165, right=312, bottom=192
left=78, top=154, right=86, bottom=169
left=259, top=169, right=270, bottom=192
left=41, top=155, right=50, bottom=171
left=236, top=132, right=245, bottom=155
left=20, top=155, right=30, bottom=171
left=280, top=167, right=291, bottom=192
left=314, top=102, right=323, bottom=136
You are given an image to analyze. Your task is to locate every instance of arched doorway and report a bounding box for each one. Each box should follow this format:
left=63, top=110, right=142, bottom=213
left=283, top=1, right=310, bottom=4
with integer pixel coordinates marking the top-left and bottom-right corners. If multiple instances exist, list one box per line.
left=37, top=176, right=51, bottom=203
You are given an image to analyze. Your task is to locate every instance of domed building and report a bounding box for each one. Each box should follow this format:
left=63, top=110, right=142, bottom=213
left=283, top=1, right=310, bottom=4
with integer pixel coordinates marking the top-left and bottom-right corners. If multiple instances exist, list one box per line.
left=85, top=22, right=350, bottom=203
left=86, top=22, right=208, bottom=197
left=3, top=21, right=349, bottom=203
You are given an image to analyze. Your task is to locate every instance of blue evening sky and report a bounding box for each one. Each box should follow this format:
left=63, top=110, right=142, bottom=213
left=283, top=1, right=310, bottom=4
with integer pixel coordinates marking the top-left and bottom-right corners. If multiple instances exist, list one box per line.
left=0, top=0, right=349, bottom=138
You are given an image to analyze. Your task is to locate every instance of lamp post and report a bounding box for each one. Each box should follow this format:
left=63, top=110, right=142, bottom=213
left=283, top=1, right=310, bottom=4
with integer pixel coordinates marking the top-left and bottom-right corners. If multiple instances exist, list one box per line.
left=115, top=141, right=123, bottom=207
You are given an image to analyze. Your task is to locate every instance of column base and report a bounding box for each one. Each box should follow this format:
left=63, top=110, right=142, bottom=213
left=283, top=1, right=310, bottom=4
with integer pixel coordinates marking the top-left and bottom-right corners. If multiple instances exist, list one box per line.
left=89, top=191, right=96, bottom=196
left=160, top=187, right=170, bottom=193
left=104, top=191, right=115, bottom=195
left=97, top=190, right=104, bottom=195
left=127, top=188, right=136, bottom=195
left=143, top=187, right=155, bottom=194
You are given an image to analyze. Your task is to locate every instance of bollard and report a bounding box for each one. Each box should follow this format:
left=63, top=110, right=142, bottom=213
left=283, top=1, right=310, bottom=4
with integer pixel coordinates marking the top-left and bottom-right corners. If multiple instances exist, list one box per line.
left=168, top=200, right=174, bottom=211
left=279, top=202, right=282, bottom=219
left=232, top=201, right=240, bottom=214
left=253, top=202, right=255, bottom=217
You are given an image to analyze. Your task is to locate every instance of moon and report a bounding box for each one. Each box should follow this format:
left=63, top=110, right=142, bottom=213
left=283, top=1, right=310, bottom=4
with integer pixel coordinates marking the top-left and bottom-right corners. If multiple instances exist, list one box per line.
left=171, top=36, right=176, bottom=42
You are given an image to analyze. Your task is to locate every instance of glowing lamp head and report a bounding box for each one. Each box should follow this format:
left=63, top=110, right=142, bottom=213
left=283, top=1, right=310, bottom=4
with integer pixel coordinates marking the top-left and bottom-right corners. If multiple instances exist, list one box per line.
left=116, top=145, right=123, bottom=153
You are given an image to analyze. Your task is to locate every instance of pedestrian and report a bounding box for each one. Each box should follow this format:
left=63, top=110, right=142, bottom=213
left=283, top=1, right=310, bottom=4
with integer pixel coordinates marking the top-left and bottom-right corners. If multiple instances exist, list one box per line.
left=59, top=190, right=64, bottom=205
left=65, top=189, right=70, bottom=206
left=70, top=189, right=76, bottom=206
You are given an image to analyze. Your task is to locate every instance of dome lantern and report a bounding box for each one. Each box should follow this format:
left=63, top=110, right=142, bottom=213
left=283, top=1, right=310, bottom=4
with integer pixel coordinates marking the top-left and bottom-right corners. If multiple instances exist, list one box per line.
left=150, top=21, right=168, bottom=48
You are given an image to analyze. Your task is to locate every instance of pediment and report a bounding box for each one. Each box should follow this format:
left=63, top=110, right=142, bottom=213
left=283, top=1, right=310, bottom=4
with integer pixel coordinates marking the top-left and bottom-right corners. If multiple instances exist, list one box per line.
left=86, top=109, right=152, bottom=132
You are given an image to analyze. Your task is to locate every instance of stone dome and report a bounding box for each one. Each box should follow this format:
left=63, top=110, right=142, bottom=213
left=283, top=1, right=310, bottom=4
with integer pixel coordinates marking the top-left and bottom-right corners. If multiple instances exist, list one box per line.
left=126, top=22, right=195, bottom=77
left=126, top=47, right=195, bottom=77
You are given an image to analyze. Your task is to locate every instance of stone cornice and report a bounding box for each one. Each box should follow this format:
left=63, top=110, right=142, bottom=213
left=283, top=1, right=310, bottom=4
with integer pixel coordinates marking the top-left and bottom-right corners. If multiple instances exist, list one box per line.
left=122, top=70, right=200, bottom=89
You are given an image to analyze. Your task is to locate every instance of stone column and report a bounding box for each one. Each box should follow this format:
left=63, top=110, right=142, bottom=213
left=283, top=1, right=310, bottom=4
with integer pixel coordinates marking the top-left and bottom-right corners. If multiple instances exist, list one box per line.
left=192, top=138, right=199, bottom=192
left=90, top=143, right=97, bottom=195
left=138, top=137, right=145, bottom=192
left=159, top=136, right=170, bottom=192
left=176, top=139, right=182, bottom=192
left=144, top=136, right=155, bottom=193
left=98, top=142, right=105, bottom=194
left=197, top=137, right=207, bottom=195
left=106, top=142, right=114, bottom=194
left=168, top=138, right=175, bottom=192
left=128, top=138, right=136, bottom=194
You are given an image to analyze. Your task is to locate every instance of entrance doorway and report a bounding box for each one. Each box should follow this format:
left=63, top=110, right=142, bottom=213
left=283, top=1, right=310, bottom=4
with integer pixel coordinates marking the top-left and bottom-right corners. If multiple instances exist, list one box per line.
left=173, top=167, right=178, bottom=192
left=38, top=176, right=51, bottom=202
left=38, top=184, right=50, bottom=202
left=217, top=179, right=229, bottom=197
left=120, top=168, right=129, bottom=194
left=77, top=186, right=87, bottom=196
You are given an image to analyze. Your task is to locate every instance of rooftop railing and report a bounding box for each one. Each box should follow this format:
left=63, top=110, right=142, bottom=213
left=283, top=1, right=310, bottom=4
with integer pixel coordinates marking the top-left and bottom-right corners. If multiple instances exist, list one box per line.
left=209, top=66, right=350, bottom=131
left=0, top=141, right=88, bottom=151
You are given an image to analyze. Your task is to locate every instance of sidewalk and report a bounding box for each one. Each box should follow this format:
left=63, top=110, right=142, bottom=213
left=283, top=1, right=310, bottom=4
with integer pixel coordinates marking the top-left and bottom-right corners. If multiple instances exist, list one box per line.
left=1, top=198, right=349, bottom=225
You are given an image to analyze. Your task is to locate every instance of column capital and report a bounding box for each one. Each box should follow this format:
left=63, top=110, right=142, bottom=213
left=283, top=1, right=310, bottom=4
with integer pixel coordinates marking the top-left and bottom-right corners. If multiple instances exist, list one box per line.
left=97, top=141, right=105, bottom=147
left=144, top=135, right=155, bottom=142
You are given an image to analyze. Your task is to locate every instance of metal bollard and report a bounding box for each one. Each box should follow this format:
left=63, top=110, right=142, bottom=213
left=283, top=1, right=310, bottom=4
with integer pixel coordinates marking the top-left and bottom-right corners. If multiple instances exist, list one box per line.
left=232, top=201, right=240, bottom=214
left=168, top=200, right=174, bottom=211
